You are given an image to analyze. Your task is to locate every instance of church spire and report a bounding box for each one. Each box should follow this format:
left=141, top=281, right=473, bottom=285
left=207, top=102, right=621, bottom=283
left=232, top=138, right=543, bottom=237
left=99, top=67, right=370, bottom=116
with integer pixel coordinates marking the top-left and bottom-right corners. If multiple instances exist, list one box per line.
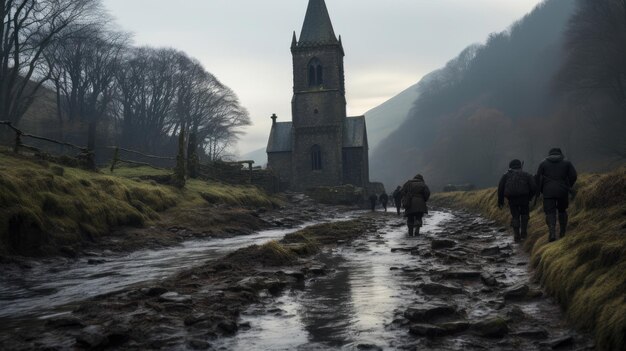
left=298, top=0, right=337, bottom=46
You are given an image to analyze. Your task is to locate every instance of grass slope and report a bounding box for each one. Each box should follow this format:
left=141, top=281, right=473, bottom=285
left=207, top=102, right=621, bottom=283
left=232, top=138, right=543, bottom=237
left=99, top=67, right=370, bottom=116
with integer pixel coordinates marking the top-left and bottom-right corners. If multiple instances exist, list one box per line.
left=0, top=152, right=281, bottom=257
left=432, top=166, right=626, bottom=350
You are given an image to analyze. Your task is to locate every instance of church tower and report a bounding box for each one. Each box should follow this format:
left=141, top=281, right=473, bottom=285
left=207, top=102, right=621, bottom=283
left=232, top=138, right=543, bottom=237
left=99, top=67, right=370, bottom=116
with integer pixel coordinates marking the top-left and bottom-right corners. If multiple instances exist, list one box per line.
left=266, top=0, right=369, bottom=192
left=290, top=0, right=346, bottom=189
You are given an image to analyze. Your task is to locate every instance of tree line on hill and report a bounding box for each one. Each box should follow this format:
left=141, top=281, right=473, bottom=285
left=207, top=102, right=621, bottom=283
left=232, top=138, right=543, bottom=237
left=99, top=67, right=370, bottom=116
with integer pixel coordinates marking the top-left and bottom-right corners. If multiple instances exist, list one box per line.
left=371, top=0, right=626, bottom=191
left=0, top=0, right=250, bottom=164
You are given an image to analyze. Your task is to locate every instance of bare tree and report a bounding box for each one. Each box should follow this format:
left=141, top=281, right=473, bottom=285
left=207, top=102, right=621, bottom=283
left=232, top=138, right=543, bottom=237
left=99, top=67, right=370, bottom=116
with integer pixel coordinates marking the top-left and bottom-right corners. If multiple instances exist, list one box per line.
left=0, top=0, right=101, bottom=124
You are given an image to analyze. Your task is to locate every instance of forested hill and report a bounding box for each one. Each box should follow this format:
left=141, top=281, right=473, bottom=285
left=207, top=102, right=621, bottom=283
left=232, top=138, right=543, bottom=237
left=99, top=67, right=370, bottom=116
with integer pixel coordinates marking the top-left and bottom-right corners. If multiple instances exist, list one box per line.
left=370, top=0, right=625, bottom=191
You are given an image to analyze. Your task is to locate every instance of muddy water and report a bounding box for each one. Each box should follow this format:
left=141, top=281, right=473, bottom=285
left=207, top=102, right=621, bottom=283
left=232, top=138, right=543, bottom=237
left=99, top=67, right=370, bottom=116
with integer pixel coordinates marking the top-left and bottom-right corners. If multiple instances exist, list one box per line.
left=0, top=213, right=358, bottom=320
left=217, top=210, right=591, bottom=350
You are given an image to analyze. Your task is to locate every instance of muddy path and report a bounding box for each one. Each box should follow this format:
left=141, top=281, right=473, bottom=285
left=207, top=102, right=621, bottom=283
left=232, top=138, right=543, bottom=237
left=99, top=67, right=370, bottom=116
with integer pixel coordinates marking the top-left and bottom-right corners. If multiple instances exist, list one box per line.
left=216, top=209, right=593, bottom=351
left=0, top=204, right=593, bottom=350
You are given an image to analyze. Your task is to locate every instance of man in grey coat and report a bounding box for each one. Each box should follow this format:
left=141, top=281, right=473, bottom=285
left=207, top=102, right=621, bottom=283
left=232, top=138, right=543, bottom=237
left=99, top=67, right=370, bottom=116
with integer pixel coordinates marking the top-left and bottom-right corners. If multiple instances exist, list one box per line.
left=535, top=148, right=577, bottom=242
left=401, top=174, right=431, bottom=237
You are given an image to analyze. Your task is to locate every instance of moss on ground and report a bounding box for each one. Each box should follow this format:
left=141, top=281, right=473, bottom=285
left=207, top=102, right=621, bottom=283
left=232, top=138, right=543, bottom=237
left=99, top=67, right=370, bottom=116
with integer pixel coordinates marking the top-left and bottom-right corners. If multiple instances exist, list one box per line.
left=432, top=166, right=626, bottom=350
left=0, top=152, right=282, bottom=257
left=224, top=219, right=368, bottom=267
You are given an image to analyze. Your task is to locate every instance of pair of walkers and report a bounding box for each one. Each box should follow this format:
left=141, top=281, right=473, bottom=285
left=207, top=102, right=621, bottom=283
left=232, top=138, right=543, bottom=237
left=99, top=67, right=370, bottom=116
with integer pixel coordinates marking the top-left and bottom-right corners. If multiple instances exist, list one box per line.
left=498, top=148, right=577, bottom=242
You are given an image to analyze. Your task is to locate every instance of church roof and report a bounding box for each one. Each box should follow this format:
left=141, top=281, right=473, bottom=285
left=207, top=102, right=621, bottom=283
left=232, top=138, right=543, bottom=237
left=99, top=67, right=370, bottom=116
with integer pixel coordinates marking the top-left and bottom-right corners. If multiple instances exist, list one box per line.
left=343, top=116, right=367, bottom=148
left=266, top=122, right=293, bottom=153
left=299, top=0, right=337, bottom=46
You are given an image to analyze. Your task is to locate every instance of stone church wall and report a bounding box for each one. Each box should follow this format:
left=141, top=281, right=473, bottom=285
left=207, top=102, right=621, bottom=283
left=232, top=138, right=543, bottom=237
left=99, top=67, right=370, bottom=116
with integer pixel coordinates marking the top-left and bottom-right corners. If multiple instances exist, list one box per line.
left=292, top=126, right=343, bottom=190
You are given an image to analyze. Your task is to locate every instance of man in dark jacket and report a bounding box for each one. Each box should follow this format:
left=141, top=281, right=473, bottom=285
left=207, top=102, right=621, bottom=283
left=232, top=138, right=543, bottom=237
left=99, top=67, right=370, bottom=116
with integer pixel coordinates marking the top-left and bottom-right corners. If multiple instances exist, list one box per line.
left=535, top=148, right=577, bottom=242
left=401, top=174, right=431, bottom=237
left=369, top=193, right=378, bottom=212
left=392, top=186, right=402, bottom=215
left=379, top=192, right=389, bottom=212
left=497, top=159, right=537, bottom=242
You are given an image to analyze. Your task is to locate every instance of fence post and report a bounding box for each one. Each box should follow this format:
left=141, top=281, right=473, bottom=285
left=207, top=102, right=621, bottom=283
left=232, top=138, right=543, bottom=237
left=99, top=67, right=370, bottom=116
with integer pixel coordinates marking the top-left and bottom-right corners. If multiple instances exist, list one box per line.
left=13, top=129, right=21, bottom=154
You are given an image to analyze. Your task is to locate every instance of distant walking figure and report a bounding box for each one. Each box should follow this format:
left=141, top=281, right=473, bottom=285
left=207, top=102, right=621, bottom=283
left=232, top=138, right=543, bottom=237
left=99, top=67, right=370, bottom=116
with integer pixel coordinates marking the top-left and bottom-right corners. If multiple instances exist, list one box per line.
left=379, top=192, right=389, bottom=212
left=535, top=148, right=577, bottom=242
left=497, top=159, right=537, bottom=242
left=401, top=174, right=431, bottom=237
left=369, top=193, right=378, bottom=212
left=392, top=186, right=402, bottom=215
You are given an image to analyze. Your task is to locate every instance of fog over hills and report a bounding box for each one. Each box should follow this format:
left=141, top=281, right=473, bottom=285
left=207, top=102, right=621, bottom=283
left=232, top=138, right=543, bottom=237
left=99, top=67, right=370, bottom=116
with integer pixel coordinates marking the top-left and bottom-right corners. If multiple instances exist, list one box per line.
left=369, top=0, right=596, bottom=191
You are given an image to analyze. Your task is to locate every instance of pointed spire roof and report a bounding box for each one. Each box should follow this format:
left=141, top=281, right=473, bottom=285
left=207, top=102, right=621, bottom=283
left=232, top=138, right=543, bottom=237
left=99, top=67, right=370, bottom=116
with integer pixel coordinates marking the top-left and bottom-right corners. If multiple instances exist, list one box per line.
left=298, top=0, right=337, bottom=46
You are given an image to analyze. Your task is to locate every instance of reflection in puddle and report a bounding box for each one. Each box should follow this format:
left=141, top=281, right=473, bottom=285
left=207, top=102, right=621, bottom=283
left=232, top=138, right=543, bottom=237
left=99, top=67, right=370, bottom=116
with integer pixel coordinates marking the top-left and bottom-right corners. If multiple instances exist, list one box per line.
left=219, top=211, right=452, bottom=350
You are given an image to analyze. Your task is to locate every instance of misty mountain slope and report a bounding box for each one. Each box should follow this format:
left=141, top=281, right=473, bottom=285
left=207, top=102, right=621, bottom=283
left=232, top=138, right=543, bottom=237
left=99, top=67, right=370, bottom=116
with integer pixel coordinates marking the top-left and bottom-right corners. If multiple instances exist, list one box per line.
left=364, top=72, right=440, bottom=150
left=370, top=0, right=579, bottom=191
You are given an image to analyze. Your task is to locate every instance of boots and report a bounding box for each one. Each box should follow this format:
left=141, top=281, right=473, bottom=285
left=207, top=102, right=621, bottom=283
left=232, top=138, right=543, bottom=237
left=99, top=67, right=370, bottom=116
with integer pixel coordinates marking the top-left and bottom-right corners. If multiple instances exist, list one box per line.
left=520, top=215, right=529, bottom=241
left=414, top=226, right=420, bottom=236
left=558, top=212, right=568, bottom=238
left=546, top=215, right=557, bottom=242
left=511, top=217, right=521, bottom=242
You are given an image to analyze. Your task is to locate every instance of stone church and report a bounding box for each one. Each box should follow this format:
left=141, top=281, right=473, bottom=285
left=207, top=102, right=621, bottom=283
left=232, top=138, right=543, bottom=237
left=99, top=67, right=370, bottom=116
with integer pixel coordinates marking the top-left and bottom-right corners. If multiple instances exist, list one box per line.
left=266, top=0, right=370, bottom=191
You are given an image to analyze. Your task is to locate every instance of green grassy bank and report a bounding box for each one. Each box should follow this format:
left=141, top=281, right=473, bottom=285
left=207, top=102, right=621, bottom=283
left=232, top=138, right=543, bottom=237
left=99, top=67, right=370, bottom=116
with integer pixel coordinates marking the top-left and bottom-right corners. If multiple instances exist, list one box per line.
left=0, top=152, right=281, bottom=257
left=432, top=166, right=626, bottom=350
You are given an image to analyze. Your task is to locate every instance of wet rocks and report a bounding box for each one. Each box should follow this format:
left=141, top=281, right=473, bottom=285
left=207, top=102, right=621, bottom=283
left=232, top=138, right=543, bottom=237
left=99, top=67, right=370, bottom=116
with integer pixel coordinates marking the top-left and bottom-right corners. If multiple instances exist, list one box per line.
left=45, top=316, right=85, bottom=328
left=218, top=320, right=238, bottom=335
left=471, top=317, right=509, bottom=338
left=141, top=286, right=168, bottom=296
left=409, top=321, right=470, bottom=337
left=542, top=335, right=575, bottom=349
left=404, top=302, right=457, bottom=323
left=356, top=344, right=383, bottom=351
left=480, top=245, right=501, bottom=256
left=418, top=282, right=464, bottom=295
left=503, top=284, right=529, bottom=300
left=440, top=270, right=482, bottom=279
left=431, top=239, right=456, bottom=250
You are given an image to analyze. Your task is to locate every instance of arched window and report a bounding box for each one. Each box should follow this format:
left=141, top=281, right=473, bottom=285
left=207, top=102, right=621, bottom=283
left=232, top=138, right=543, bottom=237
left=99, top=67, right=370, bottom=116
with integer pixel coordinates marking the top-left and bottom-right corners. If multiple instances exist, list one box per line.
left=311, top=145, right=322, bottom=170
left=308, top=58, right=323, bottom=87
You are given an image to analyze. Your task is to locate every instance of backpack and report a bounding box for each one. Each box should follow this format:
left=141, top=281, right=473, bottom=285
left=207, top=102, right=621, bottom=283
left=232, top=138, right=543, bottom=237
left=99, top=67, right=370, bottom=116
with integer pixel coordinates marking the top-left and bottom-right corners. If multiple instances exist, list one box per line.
left=504, top=170, right=529, bottom=198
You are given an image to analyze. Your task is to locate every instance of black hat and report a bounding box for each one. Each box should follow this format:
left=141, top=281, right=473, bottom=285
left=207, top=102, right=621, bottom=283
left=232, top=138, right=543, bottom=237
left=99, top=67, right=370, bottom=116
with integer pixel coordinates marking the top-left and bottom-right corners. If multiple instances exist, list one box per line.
left=549, top=148, right=562, bottom=156
left=509, top=159, right=522, bottom=169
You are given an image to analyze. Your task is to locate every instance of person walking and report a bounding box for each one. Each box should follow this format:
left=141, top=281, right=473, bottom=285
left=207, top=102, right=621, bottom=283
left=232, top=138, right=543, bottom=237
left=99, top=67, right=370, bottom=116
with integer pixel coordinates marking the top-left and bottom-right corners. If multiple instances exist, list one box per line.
left=401, top=174, right=431, bottom=237
left=392, top=186, right=402, bottom=215
left=379, top=192, right=389, bottom=212
left=497, top=159, right=537, bottom=242
left=535, top=148, right=577, bottom=242
left=369, top=193, right=378, bottom=212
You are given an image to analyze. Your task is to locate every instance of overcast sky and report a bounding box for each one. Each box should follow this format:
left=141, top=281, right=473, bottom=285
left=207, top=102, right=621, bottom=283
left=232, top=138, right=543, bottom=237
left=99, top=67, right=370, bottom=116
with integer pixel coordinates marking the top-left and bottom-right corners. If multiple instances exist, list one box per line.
left=102, top=0, right=543, bottom=155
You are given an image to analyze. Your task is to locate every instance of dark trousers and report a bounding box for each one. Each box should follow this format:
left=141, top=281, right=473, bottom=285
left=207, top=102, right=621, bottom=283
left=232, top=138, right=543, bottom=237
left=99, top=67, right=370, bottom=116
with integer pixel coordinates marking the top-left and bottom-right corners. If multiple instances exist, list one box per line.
left=509, top=203, right=530, bottom=226
left=407, top=212, right=424, bottom=228
left=543, top=197, right=569, bottom=215
left=382, top=201, right=388, bottom=212
left=394, top=200, right=401, bottom=215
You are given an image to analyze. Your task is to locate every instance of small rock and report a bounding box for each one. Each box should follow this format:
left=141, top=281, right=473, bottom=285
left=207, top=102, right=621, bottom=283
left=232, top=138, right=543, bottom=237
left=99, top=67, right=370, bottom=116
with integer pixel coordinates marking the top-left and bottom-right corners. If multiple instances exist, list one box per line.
left=239, top=321, right=251, bottom=329
left=187, top=339, right=211, bottom=350
left=480, top=272, right=498, bottom=287
left=503, top=284, right=529, bottom=300
left=480, top=246, right=501, bottom=256
left=141, top=286, right=168, bottom=296
left=76, top=325, right=108, bottom=348
left=218, top=320, right=238, bottom=335
left=431, top=239, right=456, bottom=250
left=511, top=328, right=549, bottom=340
left=404, top=303, right=457, bottom=323
left=441, top=270, right=482, bottom=279
left=471, top=317, right=509, bottom=338
left=409, top=323, right=447, bottom=337
left=159, top=292, right=191, bottom=303
left=544, top=335, right=574, bottom=349
left=419, top=282, right=464, bottom=295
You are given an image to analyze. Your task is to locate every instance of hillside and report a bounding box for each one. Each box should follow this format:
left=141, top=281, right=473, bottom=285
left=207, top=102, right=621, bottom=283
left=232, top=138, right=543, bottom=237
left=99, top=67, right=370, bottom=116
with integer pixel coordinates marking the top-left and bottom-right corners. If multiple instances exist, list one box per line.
left=370, top=0, right=589, bottom=191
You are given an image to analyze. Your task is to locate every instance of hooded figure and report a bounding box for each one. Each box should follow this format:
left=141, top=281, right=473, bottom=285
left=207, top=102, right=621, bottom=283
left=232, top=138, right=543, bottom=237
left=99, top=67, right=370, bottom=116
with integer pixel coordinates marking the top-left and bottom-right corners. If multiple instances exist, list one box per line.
left=497, top=159, right=537, bottom=242
left=392, top=186, right=402, bottom=215
left=400, top=174, right=431, bottom=236
left=535, top=148, right=577, bottom=242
